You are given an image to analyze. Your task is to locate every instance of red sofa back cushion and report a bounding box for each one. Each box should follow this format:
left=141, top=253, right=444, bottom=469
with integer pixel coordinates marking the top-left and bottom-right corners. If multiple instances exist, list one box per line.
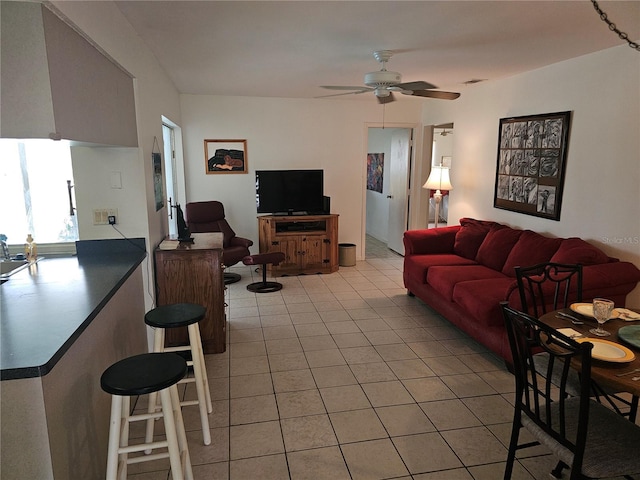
left=501, top=230, right=563, bottom=276
left=476, top=225, right=523, bottom=271
left=453, top=218, right=497, bottom=260
left=550, top=237, right=610, bottom=265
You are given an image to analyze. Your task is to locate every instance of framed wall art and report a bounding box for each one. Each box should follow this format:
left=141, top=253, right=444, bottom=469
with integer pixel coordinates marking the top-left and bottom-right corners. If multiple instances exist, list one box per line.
left=493, top=111, right=571, bottom=221
left=204, top=139, right=248, bottom=174
left=152, top=152, right=163, bottom=211
left=367, top=153, right=384, bottom=193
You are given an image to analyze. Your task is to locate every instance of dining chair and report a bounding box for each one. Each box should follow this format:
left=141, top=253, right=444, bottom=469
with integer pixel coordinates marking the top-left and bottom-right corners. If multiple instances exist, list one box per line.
left=515, top=262, right=583, bottom=318
left=501, top=303, right=640, bottom=480
left=515, top=261, right=638, bottom=421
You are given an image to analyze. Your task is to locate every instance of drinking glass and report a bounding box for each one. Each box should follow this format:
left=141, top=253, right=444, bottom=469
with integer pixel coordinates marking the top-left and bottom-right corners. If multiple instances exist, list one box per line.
left=590, top=298, right=614, bottom=337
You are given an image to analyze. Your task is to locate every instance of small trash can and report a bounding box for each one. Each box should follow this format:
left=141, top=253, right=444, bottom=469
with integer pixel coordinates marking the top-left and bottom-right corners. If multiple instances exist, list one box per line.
left=338, top=243, right=356, bottom=267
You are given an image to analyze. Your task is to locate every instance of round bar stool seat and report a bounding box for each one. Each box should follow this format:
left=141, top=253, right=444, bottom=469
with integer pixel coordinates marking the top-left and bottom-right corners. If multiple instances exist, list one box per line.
left=101, top=352, right=187, bottom=395
left=144, top=303, right=213, bottom=447
left=242, top=252, right=286, bottom=293
left=145, top=303, right=206, bottom=329
left=101, top=352, right=193, bottom=480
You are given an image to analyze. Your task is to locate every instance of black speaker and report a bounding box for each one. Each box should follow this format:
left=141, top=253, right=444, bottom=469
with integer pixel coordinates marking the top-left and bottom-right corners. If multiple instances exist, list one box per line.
left=323, top=196, right=331, bottom=214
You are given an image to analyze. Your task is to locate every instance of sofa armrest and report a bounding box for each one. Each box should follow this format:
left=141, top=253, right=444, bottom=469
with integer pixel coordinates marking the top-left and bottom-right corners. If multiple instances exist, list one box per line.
left=230, top=236, right=254, bottom=249
left=582, top=261, right=640, bottom=291
left=403, top=226, right=460, bottom=256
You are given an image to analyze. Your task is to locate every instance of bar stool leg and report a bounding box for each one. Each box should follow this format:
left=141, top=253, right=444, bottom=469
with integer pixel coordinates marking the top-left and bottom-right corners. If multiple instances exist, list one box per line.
left=187, top=323, right=212, bottom=445
left=106, top=395, right=123, bottom=480
left=145, top=328, right=165, bottom=450
left=190, top=322, right=212, bottom=411
left=170, top=384, right=194, bottom=480
left=160, top=387, right=184, bottom=480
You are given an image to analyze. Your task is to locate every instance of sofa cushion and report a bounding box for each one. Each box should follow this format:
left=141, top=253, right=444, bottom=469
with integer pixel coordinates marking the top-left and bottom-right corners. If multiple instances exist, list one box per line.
left=476, top=226, right=523, bottom=271
left=501, top=230, right=563, bottom=276
left=549, top=238, right=610, bottom=265
left=452, top=277, right=519, bottom=328
left=453, top=218, right=497, bottom=260
left=404, top=254, right=477, bottom=286
left=427, top=265, right=507, bottom=301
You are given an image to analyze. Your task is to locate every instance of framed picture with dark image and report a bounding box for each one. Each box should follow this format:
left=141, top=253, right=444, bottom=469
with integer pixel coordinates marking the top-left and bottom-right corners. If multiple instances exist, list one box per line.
left=204, top=139, right=248, bottom=174
left=493, top=111, right=571, bottom=221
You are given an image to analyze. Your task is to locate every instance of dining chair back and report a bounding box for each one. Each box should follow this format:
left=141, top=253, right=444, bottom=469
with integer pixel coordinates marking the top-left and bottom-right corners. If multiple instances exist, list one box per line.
left=501, top=302, right=640, bottom=480
left=515, top=262, right=583, bottom=318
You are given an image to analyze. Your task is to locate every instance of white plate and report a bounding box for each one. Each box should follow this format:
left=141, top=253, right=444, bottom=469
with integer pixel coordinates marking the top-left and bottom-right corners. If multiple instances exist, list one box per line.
left=570, top=303, right=619, bottom=320
left=576, top=338, right=636, bottom=363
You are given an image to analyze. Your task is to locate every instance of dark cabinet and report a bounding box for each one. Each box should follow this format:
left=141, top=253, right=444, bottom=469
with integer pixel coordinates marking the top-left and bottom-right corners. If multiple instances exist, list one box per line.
left=154, top=233, right=226, bottom=353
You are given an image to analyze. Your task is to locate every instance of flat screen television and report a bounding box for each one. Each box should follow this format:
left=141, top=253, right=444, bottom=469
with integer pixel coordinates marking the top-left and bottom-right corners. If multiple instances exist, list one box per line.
left=256, top=169, right=324, bottom=215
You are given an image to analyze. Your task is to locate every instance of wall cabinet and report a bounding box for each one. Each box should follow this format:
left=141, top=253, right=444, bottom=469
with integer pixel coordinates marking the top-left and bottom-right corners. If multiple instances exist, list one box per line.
left=258, top=214, right=339, bottom=276
left=1, top=2, right=137, bottom=146
left=154, top=233, right=226, bottom=354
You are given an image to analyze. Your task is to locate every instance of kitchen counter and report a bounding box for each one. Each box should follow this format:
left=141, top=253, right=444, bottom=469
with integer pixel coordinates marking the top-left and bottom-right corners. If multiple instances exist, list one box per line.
left=1, top=238, right=146, bottom=379
left=0, top=238, right=149, bottom=479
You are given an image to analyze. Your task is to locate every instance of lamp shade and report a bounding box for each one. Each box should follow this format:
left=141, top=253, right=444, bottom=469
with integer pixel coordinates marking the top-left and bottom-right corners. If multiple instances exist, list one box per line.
left=423, top=166, right=453, bottom=191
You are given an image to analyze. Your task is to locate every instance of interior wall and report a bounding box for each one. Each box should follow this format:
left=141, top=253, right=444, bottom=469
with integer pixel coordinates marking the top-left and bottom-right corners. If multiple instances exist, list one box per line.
left=51, top=1, right=182, bottom=244
left=366, top=128, right=400, bottom=243
left=422, top=45, right=640, bottom=306
left=50, top=1, right=184, bottom=311
left=179, top=95, right=423, bottom=260
left=71, top=147, right=147, bottom=240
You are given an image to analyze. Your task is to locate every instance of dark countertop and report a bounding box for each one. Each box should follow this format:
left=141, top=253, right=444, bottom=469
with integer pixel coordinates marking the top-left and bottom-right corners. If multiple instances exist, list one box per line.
left=1, top=238, right=146, bottom=380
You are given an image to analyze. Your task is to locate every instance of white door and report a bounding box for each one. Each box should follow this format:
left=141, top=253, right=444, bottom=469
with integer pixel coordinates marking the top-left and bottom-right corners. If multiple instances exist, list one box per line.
left=162, top=123, right=178, bottom=236
left=387, top=129, right=412, bottom=254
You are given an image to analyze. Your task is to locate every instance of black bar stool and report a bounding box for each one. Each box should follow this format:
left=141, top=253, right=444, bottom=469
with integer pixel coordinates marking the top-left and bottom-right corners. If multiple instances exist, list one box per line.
left=242, top=252, right=286, bottom=293
left=101, top=352, right=193, bottom=480
left=144, top=303, right=213, bottom=446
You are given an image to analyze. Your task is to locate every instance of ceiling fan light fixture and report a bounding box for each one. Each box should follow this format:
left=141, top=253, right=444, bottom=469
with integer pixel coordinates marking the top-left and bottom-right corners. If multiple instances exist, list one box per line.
left=364, top=70, right=402, bottom=87
left=374, top=88, right=391, bottom=97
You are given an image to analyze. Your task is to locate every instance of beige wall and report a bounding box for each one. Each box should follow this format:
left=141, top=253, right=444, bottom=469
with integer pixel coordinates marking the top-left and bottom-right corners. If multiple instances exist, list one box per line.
left=422, top=45, right=640, bottom=306
left=179, top=95, right=423, bottom=259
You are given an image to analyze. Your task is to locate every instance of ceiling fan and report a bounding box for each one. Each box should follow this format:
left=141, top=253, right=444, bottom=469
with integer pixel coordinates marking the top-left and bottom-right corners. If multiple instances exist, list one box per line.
left=319, top=50, right=460, bottom=104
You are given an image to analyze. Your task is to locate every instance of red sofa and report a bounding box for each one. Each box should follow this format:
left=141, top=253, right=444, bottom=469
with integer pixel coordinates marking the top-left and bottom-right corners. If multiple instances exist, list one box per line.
left=403, top=218, right=640, bottom=361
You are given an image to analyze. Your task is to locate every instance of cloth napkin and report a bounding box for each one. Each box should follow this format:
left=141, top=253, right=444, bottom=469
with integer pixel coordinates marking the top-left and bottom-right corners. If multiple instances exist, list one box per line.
left=557, top=328, right=584, bottom=339
left=616, top=308, right=640, bottom=320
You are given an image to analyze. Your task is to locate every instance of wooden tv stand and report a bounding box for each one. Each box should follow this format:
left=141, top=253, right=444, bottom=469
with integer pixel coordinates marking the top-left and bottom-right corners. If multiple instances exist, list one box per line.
left=258, top=214, right=339, bottom=276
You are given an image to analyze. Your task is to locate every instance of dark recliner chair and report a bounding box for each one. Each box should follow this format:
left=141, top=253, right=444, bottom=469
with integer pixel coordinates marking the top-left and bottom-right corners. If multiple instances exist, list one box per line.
left=186, top=201, right=253, bottom=284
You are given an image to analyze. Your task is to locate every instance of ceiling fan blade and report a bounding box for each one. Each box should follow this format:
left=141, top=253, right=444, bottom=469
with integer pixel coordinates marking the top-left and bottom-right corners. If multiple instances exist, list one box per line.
left=407, top=90, right=461, bottom=100
left=320, top=86, right=373, bottom=91
left=377, top=92, right=395, bottom=104
left=315, top=90, right=370, bottom=98
left=394, top=80, right=437, bottom=91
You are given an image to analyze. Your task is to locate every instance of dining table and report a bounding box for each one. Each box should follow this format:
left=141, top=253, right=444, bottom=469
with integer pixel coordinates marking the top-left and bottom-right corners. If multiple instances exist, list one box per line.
left=539, top=306, right=640, bottom=399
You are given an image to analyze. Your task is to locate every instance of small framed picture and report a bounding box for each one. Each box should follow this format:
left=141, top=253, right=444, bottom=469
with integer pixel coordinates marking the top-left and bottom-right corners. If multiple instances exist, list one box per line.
left=204, top=139, right=248, bottom=174
left=441, top=156, right=452, bottom=168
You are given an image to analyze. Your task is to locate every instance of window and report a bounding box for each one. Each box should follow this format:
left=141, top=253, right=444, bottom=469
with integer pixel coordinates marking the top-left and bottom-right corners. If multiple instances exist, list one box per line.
left=0, top=139, right=78, bottom=245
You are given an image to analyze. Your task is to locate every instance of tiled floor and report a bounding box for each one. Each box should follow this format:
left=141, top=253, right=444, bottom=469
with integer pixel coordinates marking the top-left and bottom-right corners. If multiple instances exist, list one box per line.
left=128, top=236, right=629, bottom=480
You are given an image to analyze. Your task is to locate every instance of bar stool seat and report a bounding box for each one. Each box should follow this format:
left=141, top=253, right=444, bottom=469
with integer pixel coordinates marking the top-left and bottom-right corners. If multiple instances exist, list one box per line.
left=144, top=303, right=212, bottom=446
left=101, top=352, right=193, bottom=480
left=242, top=252, right=286, bottom=293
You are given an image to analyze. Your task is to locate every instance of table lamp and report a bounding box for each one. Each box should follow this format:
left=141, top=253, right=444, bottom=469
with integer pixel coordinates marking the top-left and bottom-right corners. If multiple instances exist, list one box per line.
left=423, top=165, right=453, bottom=228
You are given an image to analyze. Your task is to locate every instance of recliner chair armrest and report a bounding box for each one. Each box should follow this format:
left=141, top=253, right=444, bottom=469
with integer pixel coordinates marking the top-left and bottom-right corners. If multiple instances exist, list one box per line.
left=230, top=236, right=254, bottom=249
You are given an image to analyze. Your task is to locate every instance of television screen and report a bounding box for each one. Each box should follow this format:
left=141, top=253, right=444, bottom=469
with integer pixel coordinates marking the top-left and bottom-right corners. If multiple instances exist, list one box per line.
left=256, top=169, right=324, bottom=215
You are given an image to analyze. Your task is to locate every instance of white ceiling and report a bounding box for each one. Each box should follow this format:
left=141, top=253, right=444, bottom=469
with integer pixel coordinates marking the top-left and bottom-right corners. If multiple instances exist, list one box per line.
left=114, top=1, right=640, bottom=101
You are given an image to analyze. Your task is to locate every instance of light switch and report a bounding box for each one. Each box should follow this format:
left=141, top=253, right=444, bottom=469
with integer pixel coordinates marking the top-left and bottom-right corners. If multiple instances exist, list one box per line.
left=110, top=171, right=122, bottom=189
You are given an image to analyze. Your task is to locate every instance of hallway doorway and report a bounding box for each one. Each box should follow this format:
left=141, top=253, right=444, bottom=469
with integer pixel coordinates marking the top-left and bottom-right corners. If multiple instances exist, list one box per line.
left=365, top=127, right=413, bottom=257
